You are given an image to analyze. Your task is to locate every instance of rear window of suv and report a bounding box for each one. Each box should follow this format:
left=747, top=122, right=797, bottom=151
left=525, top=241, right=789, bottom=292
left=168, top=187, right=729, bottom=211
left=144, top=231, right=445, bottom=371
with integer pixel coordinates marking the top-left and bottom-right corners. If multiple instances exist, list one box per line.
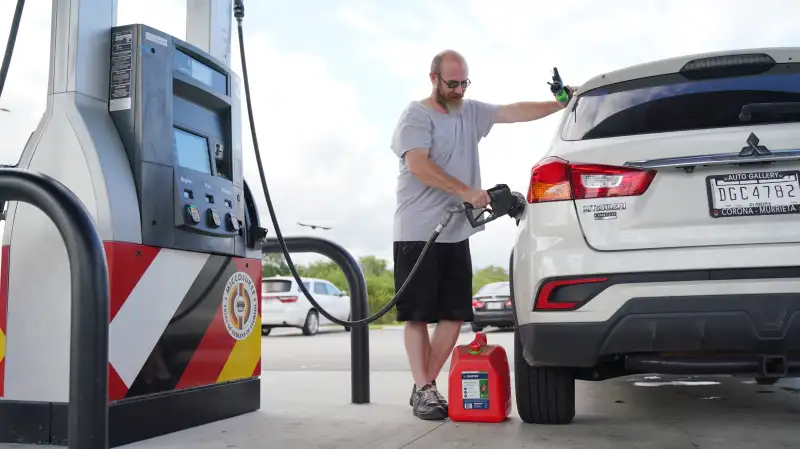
left=263, top=280, right=292, bottom=293
left=561, top=63, right=800, bottom=141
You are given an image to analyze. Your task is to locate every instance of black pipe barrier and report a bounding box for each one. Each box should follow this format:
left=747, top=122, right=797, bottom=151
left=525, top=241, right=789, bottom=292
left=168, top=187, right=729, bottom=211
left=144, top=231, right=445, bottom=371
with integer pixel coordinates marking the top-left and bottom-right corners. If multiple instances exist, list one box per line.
left=261, top=236, right=370, bottom=404
left=0, top=168, right=109, bottom=449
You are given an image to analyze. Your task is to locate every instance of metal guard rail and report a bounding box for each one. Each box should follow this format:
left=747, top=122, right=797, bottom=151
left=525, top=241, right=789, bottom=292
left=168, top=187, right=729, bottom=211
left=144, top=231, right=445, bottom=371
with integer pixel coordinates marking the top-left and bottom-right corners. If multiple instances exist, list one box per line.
left=261, top=236, right=370, bottom=404
left=0, top=168, right=109, bottom=449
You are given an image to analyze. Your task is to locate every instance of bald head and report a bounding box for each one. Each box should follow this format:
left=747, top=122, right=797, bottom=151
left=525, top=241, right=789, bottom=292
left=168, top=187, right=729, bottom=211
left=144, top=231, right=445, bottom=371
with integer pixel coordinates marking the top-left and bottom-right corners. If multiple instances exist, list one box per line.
left=429, top=50, right=470, bottom=111
left=430, top=49, right=468, bottom=74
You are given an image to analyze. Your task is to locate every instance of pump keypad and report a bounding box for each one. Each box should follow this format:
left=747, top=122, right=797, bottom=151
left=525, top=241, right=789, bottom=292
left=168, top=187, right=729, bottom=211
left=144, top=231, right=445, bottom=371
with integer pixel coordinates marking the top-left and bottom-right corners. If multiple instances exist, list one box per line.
left=177, top=173, right=240, bottom=239
left=186, top=205, right=201, bottom=224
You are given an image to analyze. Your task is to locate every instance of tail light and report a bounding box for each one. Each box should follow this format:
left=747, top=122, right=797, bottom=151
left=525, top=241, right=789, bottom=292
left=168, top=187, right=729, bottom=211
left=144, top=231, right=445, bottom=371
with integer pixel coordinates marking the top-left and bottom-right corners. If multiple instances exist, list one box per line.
left=504, top=299, right=512, bottom=308
left=534, top=277, right=608, bottom=310
left=528, top=157, right=656, bottom=203
left=472, top=299, right=484, bottom=309
left=277, top=295, right=298, bottom=303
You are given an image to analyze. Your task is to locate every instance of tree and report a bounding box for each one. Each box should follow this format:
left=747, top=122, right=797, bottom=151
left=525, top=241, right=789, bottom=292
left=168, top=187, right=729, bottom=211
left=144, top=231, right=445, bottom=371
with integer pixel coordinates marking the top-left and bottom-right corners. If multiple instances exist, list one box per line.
left=262, top=253, right=290, bottom=278
left=472, top=265, right=509, bottom=293
left=359, top=255, right=388, bottom=277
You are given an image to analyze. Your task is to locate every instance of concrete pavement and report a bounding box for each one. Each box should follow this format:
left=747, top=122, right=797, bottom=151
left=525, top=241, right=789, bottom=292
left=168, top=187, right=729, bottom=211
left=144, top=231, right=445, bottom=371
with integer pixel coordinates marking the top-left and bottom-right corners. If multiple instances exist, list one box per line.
left=110, top=370, right=800, bottom=448
left=1, top=326, right=799, bottom=448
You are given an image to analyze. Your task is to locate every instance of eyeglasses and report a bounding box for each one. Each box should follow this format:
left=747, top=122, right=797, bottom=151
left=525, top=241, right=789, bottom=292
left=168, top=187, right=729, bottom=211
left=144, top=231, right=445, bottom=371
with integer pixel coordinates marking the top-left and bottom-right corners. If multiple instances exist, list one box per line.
left=437, top=73, right=471, bottom=89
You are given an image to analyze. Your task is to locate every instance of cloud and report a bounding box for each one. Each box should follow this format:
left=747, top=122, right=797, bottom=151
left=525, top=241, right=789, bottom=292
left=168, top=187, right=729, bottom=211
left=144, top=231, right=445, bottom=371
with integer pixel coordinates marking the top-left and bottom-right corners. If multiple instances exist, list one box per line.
left=334, top=0, right=800, bottom=269
left=230, top=28, right=399, bottom=267
left=0, top=0, right=399, bottom=269
left=1, top=0, right=798, bottom=274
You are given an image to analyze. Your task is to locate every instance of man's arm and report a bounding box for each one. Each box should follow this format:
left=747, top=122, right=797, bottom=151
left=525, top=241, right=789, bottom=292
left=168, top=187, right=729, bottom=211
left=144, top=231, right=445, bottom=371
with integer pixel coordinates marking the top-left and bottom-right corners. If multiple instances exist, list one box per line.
left=405, top=149, right=490, bottom=207
left=405, top=149, right=469, bottom=197
left=496, top=100, right=565, bottom=124
left=391, top=103, right=489, bottom=206
left=495, top=86, right=578, bottom=124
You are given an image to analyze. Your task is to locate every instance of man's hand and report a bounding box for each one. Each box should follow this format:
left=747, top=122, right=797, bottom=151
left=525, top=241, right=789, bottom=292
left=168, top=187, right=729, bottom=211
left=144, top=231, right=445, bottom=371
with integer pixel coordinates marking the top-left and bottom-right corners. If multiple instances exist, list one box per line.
left=557, top=85, right=579, bottom=107
left=461, top=188, right=491, bottom=209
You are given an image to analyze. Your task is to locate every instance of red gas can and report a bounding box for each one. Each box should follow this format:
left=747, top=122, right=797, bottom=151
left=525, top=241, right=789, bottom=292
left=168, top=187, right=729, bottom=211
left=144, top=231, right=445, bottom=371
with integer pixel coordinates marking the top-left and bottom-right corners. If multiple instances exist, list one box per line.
left=447, top=332, right=511, bottom=423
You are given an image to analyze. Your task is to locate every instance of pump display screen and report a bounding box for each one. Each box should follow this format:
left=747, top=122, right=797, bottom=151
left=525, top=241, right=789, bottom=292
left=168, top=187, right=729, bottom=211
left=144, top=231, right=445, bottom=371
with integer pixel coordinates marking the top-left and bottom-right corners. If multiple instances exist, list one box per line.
left=173, top=49, right=227, bottom=96
left=173, top=127, right=212, bottom=174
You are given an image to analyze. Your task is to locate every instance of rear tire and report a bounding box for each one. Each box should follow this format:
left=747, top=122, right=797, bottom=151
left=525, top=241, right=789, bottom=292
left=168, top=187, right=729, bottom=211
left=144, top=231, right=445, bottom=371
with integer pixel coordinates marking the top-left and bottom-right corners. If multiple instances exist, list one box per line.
left=471, top=323, right=484, bottom=333
left=261, top=327, right=272, bottom=336
left=302, top=310, right=319, bottom=336
left=514, top=326, right=576, bottom=424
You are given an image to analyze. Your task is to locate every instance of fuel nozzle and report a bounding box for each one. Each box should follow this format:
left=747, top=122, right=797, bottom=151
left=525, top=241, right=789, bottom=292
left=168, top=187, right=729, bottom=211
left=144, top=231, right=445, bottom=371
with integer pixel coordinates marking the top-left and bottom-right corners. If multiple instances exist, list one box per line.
left=548, top=67, right=571, bottom=105
left=464, top=184, right=526, bottom=228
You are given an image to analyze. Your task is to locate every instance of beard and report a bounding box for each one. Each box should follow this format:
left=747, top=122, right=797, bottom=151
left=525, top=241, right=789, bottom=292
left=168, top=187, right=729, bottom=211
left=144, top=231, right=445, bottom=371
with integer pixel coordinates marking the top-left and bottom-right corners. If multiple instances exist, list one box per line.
left=435, top=85, right=463, bottom=111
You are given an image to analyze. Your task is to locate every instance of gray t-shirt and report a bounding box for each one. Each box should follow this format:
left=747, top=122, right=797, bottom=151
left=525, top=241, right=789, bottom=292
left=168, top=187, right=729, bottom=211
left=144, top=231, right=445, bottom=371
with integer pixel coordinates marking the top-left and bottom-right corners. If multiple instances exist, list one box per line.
left=390, top=99, right=499, bottom=243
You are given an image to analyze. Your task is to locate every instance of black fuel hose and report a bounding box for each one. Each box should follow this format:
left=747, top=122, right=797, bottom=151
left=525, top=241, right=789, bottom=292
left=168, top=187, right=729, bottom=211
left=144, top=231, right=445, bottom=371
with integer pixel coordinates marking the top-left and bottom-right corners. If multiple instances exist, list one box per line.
left=0, top=0, right=25, bottom=101
left=234, top=1, right=460, bottom=327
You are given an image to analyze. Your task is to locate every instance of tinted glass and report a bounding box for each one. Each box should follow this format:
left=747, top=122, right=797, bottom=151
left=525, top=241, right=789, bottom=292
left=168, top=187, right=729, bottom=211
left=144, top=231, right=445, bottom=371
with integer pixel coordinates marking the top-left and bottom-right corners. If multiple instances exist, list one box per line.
left=561, top=64, right=800, bottom=141
left=475, top=282, right=510, bottom=297
left=173, top=48, right=228, bottom=96
left=263, top=280, right=292, bottom=293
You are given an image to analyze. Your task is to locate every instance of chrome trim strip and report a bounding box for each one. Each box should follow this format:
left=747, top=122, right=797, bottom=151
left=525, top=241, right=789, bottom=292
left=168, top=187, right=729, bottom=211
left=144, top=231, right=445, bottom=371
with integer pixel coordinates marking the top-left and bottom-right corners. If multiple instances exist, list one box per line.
left=625, top=149, right=800, bottom=169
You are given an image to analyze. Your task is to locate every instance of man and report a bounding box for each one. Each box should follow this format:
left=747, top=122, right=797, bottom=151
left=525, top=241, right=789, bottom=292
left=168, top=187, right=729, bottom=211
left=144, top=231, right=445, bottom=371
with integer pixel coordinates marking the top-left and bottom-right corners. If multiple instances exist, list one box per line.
left=389, top=49, right=575, bottom=421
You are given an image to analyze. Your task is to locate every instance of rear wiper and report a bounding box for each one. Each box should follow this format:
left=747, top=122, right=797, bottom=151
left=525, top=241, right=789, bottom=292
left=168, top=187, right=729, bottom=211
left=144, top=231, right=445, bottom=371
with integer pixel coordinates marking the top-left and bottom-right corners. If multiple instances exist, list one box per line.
left=739, top=102, right=800, bottom=122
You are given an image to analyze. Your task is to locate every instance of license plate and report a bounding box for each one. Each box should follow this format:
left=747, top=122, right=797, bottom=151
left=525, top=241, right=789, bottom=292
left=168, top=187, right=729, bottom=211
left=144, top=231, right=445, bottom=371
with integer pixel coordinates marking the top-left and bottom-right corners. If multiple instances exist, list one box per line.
left=707, top=170, right=800, bottom=218
left=487, top=302, right=503, bottom=310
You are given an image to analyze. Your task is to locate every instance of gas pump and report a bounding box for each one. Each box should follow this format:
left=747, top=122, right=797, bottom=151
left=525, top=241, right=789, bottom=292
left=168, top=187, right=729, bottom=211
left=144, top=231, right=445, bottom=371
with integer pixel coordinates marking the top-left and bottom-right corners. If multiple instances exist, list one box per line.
left=0, top=0, right=266, bottom=446
left=0, top=0, right=532, bottom=445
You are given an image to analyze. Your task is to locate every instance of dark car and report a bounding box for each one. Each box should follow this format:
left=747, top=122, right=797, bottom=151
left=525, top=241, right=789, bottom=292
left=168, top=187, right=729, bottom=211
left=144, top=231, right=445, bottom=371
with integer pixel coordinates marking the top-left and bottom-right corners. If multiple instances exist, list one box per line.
left=471, top=281, right=513, bottom=332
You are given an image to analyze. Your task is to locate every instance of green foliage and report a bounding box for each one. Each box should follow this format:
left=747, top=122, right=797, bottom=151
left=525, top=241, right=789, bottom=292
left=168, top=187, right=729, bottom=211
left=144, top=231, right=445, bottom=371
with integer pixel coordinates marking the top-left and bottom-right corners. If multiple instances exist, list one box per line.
left=262, top=252, right=508, bottom=325
left=472, top=265, right=509, bottom=293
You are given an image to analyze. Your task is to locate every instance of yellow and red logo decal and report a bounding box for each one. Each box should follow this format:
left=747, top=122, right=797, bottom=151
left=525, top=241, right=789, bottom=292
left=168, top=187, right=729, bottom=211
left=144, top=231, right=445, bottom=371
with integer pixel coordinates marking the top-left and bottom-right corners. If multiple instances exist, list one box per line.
left=222, top=271, right=258, bottom=341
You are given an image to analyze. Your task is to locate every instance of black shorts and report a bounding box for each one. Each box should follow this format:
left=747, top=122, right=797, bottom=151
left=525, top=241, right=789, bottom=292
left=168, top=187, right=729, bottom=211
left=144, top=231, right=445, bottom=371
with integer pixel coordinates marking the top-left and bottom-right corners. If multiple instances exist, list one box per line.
left=393, top=239, right=474, bottom=323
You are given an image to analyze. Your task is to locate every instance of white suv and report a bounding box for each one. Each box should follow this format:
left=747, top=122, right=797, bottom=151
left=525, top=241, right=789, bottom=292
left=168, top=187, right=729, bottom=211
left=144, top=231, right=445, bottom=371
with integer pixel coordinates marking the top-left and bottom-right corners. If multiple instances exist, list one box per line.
left=261, top=276, right=351, bottom=336
left=510, top=48, right=800, bottom=425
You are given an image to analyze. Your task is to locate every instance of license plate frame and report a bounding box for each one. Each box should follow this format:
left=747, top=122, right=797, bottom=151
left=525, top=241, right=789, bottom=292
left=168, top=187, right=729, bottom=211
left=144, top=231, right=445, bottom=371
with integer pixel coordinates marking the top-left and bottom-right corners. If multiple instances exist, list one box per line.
left=486, top=302, right=503, bottom=310
left=706, top=170, right=800, bottom=218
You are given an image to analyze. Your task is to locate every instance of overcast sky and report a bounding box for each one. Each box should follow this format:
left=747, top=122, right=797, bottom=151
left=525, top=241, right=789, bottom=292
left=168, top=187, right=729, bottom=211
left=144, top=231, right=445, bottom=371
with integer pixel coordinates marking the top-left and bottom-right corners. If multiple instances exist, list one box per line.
left=0, top=0, right=798, bottom=270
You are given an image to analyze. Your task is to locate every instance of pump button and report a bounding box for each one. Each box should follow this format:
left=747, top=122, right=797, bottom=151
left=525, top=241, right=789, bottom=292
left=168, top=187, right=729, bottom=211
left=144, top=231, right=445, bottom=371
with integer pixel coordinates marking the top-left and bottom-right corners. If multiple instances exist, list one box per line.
left=208, top=209, right=222, bottom=228
left=186, top=205, right=201, bottom=224
left=227, top=213, right=240, bottom=232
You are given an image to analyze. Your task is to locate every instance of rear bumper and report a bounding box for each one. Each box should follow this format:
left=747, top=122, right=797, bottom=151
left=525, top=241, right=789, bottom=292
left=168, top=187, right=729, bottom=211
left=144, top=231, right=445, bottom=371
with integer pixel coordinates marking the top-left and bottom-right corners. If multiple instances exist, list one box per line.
left=473, top=309, right=514, bottom=326
left=261, top=310, right=306, bottom=327
left=518, top=294, right=800, bottom=374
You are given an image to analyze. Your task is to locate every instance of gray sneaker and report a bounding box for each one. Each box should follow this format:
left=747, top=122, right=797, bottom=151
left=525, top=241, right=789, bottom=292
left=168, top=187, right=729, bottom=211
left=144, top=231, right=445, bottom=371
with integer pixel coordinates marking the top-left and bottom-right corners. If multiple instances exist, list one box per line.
left=410, top=384, right=447, bottom=420
left=410, top=381, right=448, bottom=411
left=430, top=380, right=448, bottom=411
